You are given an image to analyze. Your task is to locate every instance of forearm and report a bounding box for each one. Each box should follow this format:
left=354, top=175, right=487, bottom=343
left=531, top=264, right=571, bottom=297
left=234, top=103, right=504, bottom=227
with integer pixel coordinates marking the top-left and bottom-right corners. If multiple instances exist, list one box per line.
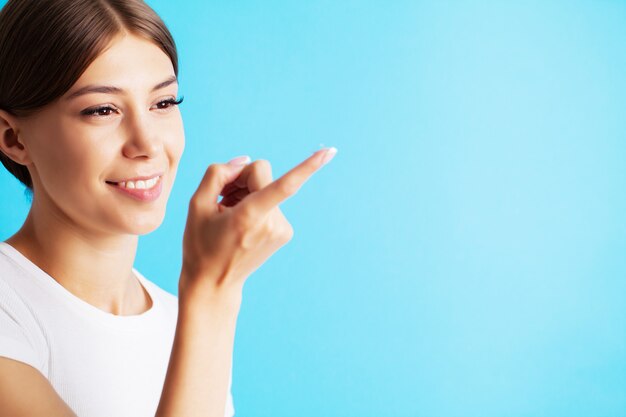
left=155, top=275, right=242, bottom=417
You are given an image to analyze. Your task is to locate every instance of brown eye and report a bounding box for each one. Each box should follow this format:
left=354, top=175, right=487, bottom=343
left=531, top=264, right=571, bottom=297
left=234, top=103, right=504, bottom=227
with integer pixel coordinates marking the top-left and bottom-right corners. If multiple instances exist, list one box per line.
left=155, top=96, right=184, bottom=110
left=81, top=106, right=118, bottom=117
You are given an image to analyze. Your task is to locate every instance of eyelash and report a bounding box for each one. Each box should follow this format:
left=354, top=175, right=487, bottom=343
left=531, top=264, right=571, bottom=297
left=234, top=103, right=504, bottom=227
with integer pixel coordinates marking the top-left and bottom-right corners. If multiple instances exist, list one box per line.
left=81, top=96, right=184, bottom=117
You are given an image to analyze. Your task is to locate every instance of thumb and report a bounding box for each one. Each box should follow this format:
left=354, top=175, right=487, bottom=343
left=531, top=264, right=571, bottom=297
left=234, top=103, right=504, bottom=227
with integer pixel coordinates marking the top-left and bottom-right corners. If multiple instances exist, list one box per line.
left=191, top=156, right=251, bottom=214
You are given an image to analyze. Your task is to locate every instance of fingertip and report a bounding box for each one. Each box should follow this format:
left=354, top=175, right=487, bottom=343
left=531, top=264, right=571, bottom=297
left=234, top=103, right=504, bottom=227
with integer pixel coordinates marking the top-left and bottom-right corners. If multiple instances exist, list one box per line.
left=227, top=155, right=251, bottom=166
left=320, top=147, right=337, bottom=165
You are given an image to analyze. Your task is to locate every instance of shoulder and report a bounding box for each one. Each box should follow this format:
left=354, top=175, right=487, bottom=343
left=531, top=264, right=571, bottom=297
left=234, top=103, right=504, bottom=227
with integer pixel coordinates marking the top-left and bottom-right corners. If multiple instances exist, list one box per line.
left=0, top=242, right=44, bottom=296
left=0, top=243, right=25, bottom=280
left=0, top=250, right=48, bottom=375
left=0, top=245, right=40, bottom=309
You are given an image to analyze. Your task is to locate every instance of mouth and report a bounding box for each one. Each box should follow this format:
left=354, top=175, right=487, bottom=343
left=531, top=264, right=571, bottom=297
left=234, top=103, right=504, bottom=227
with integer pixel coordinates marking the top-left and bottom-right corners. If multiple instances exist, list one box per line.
left=105, top=174, right=163, bottom=190
left=105, top=174, right=164, bottom=203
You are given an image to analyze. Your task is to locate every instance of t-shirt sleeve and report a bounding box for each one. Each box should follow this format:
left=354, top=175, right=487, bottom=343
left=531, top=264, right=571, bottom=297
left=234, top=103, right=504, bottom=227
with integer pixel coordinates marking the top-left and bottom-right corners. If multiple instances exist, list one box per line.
left=225, top=362, right=235, bottom=417
left=0, top=278, right=46, bottom=374
left=225, top=389, right=235, bottom=417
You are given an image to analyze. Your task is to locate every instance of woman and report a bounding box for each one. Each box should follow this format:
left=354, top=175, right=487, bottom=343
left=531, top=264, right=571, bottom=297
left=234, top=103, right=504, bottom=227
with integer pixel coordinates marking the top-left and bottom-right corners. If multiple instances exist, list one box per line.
left=0, top=1, right=337, bottom=416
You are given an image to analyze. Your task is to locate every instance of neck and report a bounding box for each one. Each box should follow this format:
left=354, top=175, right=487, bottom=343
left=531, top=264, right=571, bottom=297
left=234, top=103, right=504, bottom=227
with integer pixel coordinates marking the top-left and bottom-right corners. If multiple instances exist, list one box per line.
left=6, top=196, right=152, bottom=316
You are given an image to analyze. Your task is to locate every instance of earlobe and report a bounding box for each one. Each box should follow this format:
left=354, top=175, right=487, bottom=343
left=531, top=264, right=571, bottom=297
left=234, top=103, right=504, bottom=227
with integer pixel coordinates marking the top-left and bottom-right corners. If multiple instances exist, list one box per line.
left=0, top=110, right=32, bottom=165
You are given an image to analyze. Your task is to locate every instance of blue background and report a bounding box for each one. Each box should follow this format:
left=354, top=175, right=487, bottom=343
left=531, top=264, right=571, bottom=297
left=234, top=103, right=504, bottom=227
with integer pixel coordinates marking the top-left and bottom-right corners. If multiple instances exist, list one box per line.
left=1, top=1, right=625, bottom=416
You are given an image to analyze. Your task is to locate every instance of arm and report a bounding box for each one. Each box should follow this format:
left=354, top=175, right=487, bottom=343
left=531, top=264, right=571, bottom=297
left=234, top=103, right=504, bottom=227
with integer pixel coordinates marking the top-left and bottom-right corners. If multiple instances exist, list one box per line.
left=153, top=149, right=333, bottom=417
left=0, top=149, right=335, bottom=417
left=0, top=148, right=334, bottom=417
left=155, top=278, right=242, bottom=417
left=0, top=357, right=78, bottom=417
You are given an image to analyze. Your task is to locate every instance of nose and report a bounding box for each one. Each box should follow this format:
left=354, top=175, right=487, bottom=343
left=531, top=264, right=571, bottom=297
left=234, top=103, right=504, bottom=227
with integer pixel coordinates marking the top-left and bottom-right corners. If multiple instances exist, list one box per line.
left=121, top=110, right=162, bottom=159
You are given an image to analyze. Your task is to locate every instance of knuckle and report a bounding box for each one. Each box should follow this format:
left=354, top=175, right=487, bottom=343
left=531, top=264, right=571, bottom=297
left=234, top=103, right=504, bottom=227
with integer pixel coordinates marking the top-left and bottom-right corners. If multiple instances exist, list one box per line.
left=205, top=163, right=222, bottom=178
left=188, top=194, right=202, bottom=212
left=200, top=164, right=223, bottom=187
left=249, top=159, right=273, bottom=182
left=270, top=216, right=294, bottom=243
left=254, top=159, right=272, bottom=173
left=282, top=222, right=295, bottom=242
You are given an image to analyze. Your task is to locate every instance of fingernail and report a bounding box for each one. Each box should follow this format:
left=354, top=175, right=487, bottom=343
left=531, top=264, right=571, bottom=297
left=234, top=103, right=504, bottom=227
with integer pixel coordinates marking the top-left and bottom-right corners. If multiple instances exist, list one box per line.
left=321, top=147, right=338, bottom=165
left=227, top=155, right=251, bottom=166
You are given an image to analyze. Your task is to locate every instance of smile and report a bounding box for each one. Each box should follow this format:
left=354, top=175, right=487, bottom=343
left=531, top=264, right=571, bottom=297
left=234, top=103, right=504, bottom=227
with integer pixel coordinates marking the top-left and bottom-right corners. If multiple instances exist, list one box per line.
left=112, top=176, right=160, bottom=190
left=105, top=174, right=162, bottom=189
left=105, top=174, right=164, bottom=202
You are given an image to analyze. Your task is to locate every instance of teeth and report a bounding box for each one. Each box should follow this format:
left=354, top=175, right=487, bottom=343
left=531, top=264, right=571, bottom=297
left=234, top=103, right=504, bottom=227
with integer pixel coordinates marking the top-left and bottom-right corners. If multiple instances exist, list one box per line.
left=116, top=176, right=160, bottom=190
left=148, top=177, right=158, bottom=188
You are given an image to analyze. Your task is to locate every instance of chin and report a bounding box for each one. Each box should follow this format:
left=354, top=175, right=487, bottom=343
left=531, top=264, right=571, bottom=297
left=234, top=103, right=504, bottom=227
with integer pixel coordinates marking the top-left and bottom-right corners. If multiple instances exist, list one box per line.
left=133, top=214, right=166, bottom=236
left=116, top=206, right=167, bottom=236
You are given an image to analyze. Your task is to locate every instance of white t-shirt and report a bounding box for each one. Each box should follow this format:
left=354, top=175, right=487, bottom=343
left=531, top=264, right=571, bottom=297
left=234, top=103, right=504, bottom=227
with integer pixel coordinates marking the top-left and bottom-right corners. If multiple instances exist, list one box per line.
left=0, top=242, right=235, bottom=417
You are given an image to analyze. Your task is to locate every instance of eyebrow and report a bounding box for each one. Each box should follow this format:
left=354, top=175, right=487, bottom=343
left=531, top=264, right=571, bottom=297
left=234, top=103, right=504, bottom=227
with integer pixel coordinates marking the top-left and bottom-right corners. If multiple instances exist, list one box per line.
left=65, top=75, right=178, bottom=100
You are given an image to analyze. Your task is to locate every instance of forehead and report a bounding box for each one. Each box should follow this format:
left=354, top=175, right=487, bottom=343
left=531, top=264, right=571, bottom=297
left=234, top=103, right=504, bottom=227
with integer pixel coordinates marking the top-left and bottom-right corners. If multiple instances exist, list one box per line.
left=69, top=33, right=175, bottom=94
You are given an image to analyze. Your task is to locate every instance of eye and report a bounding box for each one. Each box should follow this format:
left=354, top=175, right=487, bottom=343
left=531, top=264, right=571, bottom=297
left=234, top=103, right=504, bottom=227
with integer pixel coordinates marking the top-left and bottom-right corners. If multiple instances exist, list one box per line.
left=79, top=96, right=184, bottom=118
left=81, top=105, right=119, bottom=117
left=154, top=96, right=184, bottom=110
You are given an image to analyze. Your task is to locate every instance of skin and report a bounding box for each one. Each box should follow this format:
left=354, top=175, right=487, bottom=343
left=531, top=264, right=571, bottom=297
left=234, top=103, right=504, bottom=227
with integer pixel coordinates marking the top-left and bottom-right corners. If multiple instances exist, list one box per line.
left=0, top=29, right=336, bottom=417
left=0, top=31, right=337, bottom=319
left=0, top=32, right=186, bottom=315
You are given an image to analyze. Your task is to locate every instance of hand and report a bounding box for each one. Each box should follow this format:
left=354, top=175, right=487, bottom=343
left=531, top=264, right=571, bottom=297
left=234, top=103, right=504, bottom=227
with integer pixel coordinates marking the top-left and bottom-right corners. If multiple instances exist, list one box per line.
left=179, top=147, right=337, bottom=299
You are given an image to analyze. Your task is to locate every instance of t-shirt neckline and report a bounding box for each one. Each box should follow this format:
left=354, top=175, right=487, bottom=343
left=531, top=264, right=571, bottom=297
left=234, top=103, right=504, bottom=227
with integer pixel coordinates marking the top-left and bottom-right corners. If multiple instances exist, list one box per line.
left=0, top=241, right=160, bottom=329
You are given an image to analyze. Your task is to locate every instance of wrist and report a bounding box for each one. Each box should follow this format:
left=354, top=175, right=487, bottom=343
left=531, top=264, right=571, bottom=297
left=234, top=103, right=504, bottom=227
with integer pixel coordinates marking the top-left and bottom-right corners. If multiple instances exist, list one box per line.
left=178, top=268, right=243, bottom=313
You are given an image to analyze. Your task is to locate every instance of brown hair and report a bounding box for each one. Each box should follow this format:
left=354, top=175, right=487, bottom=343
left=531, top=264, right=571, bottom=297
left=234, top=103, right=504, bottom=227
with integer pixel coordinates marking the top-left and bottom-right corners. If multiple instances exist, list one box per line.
left=0, top=0, right=179, bottom=190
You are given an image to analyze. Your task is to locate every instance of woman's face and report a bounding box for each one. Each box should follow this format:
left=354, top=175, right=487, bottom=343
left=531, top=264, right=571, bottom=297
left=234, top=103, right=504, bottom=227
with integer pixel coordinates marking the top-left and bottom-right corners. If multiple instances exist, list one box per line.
left=18, top=33, right=185, bottom=236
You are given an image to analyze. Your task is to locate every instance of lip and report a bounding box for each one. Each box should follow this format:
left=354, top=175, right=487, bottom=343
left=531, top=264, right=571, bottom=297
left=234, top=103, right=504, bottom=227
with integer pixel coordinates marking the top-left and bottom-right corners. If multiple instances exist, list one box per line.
left=105, top=172, right=164, bottom=183
left=106, top=175, right=164, bottom=202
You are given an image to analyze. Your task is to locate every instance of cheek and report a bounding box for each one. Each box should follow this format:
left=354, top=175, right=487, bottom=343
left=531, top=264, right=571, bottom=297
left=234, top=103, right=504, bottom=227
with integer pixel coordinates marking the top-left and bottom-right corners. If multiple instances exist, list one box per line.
left=161, top=126, right=184, bottom=196
left=30, top=128, right=111, bottom=194
left=164, top=116, right=185, bottom=163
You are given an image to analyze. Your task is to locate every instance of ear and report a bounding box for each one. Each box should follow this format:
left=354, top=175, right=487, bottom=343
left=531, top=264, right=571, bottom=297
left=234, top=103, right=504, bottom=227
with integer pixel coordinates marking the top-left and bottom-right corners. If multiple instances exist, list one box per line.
left=0, top=109, right=32, bottom=165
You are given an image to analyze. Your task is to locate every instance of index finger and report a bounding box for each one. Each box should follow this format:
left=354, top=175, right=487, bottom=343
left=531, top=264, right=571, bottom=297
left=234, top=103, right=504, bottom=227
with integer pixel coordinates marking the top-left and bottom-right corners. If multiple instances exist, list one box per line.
left=237, top=147, right=337, bottom=217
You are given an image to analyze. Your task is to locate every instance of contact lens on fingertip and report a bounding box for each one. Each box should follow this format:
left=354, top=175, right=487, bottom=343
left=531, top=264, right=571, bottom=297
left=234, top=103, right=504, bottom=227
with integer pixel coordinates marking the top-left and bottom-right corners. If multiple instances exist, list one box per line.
left=321, top=147, right=338, bottom=165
